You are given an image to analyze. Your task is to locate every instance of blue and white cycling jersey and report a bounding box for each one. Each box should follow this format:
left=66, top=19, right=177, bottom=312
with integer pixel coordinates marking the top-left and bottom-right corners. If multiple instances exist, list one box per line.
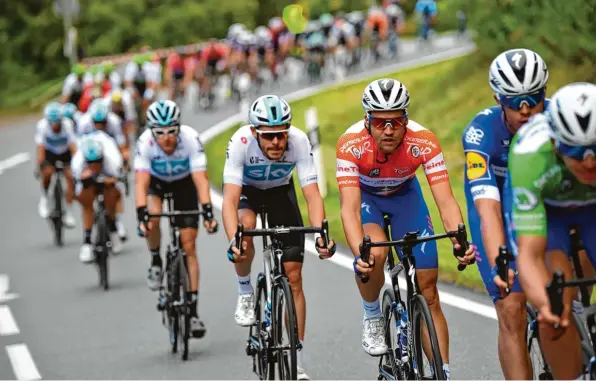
left=462, top=102, right=550, bottom=301
left=134, top=125, right=207, bottom=182
left=77, top=111, right=126, bottom=147
left=34, top=118, right=77, bottom=154
left=223, top=125, right=318, bottom=190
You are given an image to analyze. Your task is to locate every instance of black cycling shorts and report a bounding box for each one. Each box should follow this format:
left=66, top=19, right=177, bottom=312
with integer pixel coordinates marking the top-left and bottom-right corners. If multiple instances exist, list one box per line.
left=44, top=149, right=72, bottom=167
left=238, top=182, right=305, bottom=263
left=148, top=175, right=199, bottom=229
left=173, top=69, right=184, bottom=81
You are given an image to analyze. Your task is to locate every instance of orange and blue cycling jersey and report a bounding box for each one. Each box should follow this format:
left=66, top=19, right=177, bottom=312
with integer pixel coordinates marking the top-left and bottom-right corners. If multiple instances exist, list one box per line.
left=336, top=120, right=449, bottom=195
left=336, top=119, right=449, bottom=270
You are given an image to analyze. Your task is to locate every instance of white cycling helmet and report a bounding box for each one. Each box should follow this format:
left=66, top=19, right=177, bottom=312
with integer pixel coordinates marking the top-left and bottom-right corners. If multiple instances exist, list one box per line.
left=362, top=78, right=410, bottom=112
left=347, top=11, right=364, bottom=23
left=548, top=82, right=596, bottom=146
left=228, top=23, right=246, bottom=37
left=254, top=26, right=271, bottom=41
left=386, top=4, right=401, bottom=17
left=249, top=95, right=292, bottom=127
left=146, top=100, right=181, bottom=128
left=489, top=48, right=549, bottom=96
left=79, top=133, right=104, bottom=162
left=268, top=17, right=284, bottom=30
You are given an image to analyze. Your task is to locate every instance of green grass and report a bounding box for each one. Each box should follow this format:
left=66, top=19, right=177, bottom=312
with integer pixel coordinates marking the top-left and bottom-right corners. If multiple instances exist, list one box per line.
left=205, top=53, right=594, bottom=290
left=0, top=78, right=63, bottom=116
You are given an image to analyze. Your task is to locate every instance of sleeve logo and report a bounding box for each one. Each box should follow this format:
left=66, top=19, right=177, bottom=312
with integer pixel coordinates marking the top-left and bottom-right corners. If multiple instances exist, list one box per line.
left=466, top=151, right=488, bottom=180
left=465, top=126, right=485, bottom=145
left=513, top=187, right=538, bottom=211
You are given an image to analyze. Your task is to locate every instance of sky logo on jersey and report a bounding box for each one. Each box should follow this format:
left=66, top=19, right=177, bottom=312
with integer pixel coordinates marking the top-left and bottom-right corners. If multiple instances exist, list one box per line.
left=244, top=163, right=295, bottom=181
left=466, top=151, right=489, bottom=181
left=151, top=158, right=190, bottom=177
left=46, top=135, right=68, bottom=146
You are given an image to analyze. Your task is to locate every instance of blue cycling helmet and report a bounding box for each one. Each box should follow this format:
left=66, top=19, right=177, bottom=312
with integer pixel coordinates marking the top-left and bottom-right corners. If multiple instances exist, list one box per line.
left=62, top=103, right=78, bottom=120
left=146, top=100, right=181, bottom=128
left=88, top=98, right=109, bottom=123
left=248, top=95, right=292, bottom=127
left=79, top=133, right=104, bottom=162
left=44, top=101, right=62, bottom=124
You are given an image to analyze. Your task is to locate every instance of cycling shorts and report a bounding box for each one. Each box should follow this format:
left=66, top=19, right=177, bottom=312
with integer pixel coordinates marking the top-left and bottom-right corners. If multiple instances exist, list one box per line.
left=467, top=202, right=522, bottom=303
left=148, top=175, right=199, bottom=229
left=361, top=177, right=438, bottom=270
left=238, top=182, right=305, bottom=263
left=173, top=69, right=184, bottom=80
left=308, top=45, right=326, bottom=55
left=44, top=149, right=72, bottom=168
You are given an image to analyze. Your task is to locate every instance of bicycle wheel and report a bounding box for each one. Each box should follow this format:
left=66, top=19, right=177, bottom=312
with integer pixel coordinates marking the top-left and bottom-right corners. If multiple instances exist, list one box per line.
left=166, top=249, right=180, bottom=354
left=248, top=273, right=268, bottom=378
left=526, top=305, right=553, bottom=380
left=410, top=294, right=444, bottom=380
left=270, top=276, right=298, bottom=380
left=380, top=288, right=404, bottom=380
left=52, top=177, right=63, bottom=247
left=177, top=254, right=191, bottom=361
left=95, top=214, right=109, bottom=291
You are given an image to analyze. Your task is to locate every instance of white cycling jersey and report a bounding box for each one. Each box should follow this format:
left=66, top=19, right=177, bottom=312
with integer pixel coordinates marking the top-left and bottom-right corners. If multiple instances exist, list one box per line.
left=71, top=130, right=123, bottom=182
left=329, top=22, right=356, bottom=46
left=34, top=118, right=77, bottom=154
left=77, top=112, right=126, bottom=147
left=124, top=61, right=161, bottom=84
left=61, top=73, right=92, bottom=99
left=134, top=125, right=207, bottom=182
left=223, top=125, right=318, bottom=190
left=104, top=90, right=137, bottom=122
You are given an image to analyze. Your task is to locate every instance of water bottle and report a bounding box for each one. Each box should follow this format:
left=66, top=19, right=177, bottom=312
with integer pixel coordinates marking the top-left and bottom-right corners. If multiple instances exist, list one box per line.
left=396, top=301, right=409, bottom=363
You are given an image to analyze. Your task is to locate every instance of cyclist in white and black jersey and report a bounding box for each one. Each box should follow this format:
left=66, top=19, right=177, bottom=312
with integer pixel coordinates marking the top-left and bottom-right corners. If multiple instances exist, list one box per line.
left=35, top=102, right=78, bottom=228
left=104, top=89, right=137, bottom=138
left=78, top=99, right=130, bottom=243
left=61, top=63, right=90, bottom=106
left=223, top=95, right=337, bottom=381
left=135, top=100, right=218, bottom=339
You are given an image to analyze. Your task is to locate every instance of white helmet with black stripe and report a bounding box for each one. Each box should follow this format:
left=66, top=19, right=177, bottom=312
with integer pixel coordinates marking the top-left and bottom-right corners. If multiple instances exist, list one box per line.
left=548, top=82, right=596, bottom=146
left=362, top=78, right=410, bottom=112
left=146, top=100, right=181, bottom=128
left=489, top=48, right=549, bottom=96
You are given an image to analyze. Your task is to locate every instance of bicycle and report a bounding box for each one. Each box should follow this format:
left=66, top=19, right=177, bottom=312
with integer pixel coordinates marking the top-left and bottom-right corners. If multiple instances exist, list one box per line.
left=359, top=216, right=472, bottom=380
left=495, top=245, right=553, bottom=380
left=91, top=175, right=113, bottom=291
left=47, top=161, right=66, bottom=247
left=235, top=209, right=330, bottom=380
left=153, top=192, right=202, bottom=361
left=547, top=271, right=596, bottom=380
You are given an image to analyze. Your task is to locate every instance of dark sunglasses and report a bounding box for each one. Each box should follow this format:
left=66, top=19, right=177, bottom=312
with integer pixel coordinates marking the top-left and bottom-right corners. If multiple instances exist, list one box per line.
left=556, top=141, right=596, bottom=161
left=367, top=114, right=408, bottom=130
left=498, top=89, right=545, bottom=111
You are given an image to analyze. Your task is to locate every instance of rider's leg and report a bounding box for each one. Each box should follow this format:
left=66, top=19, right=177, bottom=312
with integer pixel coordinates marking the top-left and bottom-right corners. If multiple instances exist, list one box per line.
left=39, top=162, right=54, bottom=218
left=75, top=181, right=95, bottom=263
left=145, top=193, right=163, bottom=290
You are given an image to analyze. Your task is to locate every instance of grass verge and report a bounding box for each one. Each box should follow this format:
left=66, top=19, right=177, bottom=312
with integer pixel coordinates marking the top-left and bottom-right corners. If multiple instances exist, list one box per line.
left=0, top=78, right=63, bottom=117
left=204, top=53, right=594, bottom=291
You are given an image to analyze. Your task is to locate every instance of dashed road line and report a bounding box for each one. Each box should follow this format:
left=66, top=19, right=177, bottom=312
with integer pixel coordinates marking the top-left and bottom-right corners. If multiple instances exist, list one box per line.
left=0, top=305, right=19, bottom=336
left=6, top=344, right=41, bottom=380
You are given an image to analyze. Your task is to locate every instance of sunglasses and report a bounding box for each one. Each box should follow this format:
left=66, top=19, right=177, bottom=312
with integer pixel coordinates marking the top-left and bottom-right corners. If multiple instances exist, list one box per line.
left=151, top=126, right=180, bottom=136
left=556, top=141, right=596, bottom=161
left=255, top=128, right=289, bottom=141
left=367, top=114, right=408, bottom=130
left=498, top=89, right=545, bottom=111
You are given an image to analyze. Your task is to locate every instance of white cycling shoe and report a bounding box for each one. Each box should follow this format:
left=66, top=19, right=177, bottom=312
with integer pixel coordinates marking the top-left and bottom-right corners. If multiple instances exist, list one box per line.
left=38, top=196, right=49, bottom=219
left=147, top=266, right=162, bottom=291
left=234, top=293, right=256, bottom=326
left=297, top=367, right=310, bottom=380
left=79, top=243, right=94, bottom=264
left=362, top=317, right=388, bottom=356
left=63, top=205, right=76, bottom=228
left=110, top=232, right=122, bottom=254
left=116, top=219, right=128, bottom=242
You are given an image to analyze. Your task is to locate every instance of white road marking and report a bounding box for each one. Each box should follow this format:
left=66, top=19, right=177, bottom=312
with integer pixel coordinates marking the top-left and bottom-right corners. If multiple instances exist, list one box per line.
left=0, top=153, right=30, bottom=175
left=6, top=344, right=41, bottom=380
left=209, top=190, right=498, bottom=321
left=0, top=274, right=19, bottom=303
left=0, top=305, right=19, bottom=336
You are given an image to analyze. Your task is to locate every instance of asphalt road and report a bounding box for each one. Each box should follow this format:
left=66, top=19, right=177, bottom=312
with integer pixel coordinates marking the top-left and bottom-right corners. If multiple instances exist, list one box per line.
left=0, top=34, right=504, bottom=380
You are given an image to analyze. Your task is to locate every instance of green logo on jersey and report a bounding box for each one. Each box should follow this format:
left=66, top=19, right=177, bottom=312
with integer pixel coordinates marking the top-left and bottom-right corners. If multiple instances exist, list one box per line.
left=514, top=187, right=538, bottom=211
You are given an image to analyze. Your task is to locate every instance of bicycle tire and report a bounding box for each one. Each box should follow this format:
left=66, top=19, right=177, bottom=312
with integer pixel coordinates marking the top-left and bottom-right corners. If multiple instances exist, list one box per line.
left=249, top=273, right=268, bottom=378
left=95, top=213, right=109, bottom=291
left=380, top=288, right=405, bottom=380
left=52, top=176, right=64, bottom=247
left=526, top=305, right=553, bottom=380
left=270, top=276, right=298, bottom=380
left=178, top=254, right=191, bottom=361
left=169, top=251, right=180, bottom=354
left=410, top=294, right=445, bottom=380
